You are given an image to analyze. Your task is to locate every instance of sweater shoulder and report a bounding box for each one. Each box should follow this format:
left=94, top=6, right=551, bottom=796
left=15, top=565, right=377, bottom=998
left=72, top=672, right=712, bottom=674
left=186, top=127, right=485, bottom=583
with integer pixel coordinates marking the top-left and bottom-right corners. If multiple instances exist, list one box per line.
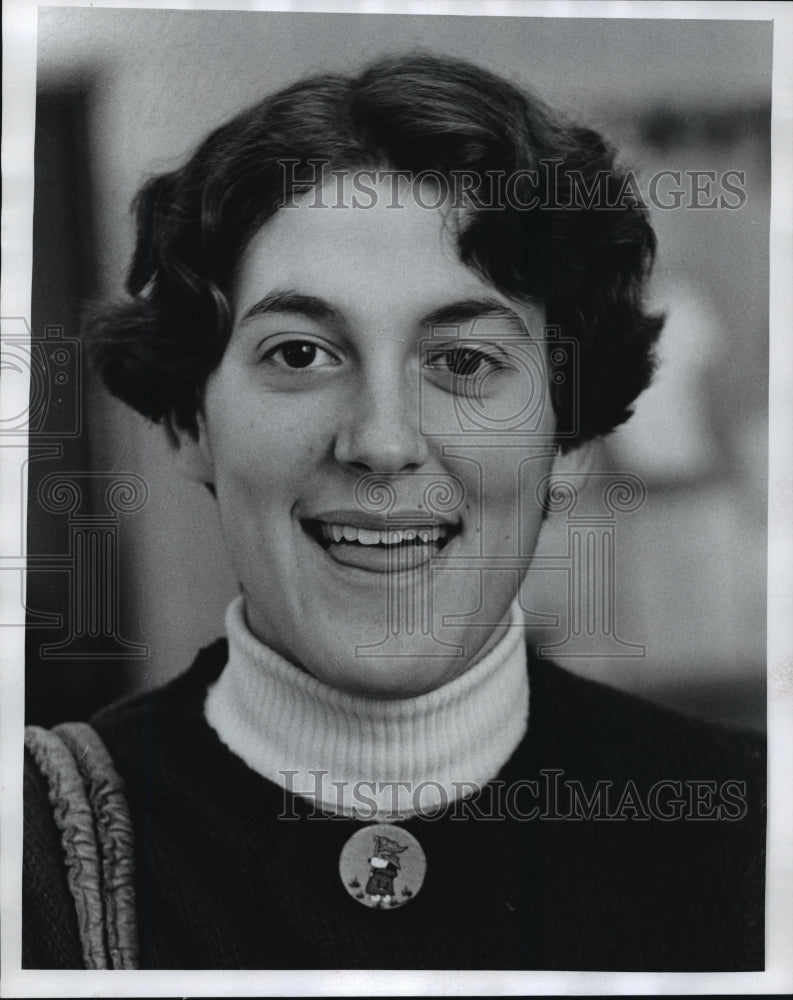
left=87, top=638, right=267, bottom=819
left=525, top=650, right=765, bottom=782
left=92, top=637, right=228, bottom=730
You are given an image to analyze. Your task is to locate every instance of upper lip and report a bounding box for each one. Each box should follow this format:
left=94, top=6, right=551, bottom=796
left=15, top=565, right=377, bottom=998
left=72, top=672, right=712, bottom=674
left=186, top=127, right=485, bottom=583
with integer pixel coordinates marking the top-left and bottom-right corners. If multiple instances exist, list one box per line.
left=301, top=509, right=460, bottom=530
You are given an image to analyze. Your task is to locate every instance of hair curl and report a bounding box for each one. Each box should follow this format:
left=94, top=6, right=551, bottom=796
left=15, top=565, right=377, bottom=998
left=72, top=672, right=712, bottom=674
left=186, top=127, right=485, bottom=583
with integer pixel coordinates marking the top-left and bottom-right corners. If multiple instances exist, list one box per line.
left=87, top=53, right=663, bottom=450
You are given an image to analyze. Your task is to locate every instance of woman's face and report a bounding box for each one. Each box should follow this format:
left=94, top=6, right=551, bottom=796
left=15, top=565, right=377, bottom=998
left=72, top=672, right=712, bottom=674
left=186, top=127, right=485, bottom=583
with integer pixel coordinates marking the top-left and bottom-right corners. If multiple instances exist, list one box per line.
left=178, top=178, right=556, bottom=697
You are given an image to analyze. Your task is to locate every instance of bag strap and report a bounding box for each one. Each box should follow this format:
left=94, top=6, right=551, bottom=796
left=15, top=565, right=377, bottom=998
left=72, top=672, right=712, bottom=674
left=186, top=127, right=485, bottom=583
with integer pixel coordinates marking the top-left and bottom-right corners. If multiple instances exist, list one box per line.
left=24, top=722, right=139, bottom=970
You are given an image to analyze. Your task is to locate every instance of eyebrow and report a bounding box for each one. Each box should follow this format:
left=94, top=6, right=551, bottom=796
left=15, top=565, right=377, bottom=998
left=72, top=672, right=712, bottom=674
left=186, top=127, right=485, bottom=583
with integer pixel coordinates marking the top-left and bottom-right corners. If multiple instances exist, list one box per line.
left=239, top=290, right=343, bottom=326
left=239, top=290, right=529, bottom=334
left=421, top=297, right=529, bottom=336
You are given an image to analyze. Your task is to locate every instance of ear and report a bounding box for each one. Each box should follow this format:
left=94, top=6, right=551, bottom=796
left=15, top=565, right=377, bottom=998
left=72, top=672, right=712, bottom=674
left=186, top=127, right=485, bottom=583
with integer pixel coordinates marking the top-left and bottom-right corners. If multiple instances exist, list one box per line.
left=166, top=410, right=216, bottom=487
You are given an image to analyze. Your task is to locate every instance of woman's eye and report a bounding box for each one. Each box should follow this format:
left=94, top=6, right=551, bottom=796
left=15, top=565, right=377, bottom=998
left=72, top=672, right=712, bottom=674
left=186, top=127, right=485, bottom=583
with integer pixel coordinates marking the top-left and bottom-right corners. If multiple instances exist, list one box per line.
left=424, top=345, right=511, bottom=378
left=262, top=340, right=339, bottom=370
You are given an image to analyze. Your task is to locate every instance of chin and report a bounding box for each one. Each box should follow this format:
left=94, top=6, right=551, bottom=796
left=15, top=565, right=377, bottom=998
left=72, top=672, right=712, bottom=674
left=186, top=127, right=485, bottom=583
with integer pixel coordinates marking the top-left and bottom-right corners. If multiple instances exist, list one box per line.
left=303, top=629, right=489, bottom=699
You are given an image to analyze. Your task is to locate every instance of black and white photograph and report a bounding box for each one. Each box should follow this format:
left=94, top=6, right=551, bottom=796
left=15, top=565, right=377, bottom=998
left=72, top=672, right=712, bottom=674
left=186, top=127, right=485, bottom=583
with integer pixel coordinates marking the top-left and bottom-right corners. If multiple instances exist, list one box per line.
left=2, top=0, right=792, bottom=994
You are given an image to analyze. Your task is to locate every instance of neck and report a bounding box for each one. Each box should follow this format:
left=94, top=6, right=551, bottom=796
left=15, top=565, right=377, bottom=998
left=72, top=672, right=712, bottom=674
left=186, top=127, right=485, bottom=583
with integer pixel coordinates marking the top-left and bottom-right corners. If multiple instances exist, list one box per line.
left=205, top=595, right=529, bottom=821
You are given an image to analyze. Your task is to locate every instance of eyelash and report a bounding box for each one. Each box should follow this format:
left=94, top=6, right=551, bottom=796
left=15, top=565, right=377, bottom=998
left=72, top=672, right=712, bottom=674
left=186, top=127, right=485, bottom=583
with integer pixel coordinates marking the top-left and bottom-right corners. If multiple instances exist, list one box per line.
left=259, top=339, right=341, bottom=371
left=257, top=339, right=516, bottom=385
left=423, top=345, right=515, bottom=378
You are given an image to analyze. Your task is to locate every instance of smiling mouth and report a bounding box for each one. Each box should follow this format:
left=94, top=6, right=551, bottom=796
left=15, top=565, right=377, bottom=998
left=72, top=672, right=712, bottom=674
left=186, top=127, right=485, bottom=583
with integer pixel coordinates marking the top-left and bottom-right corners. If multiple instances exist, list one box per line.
left=301, top=518, right=459, bottom=571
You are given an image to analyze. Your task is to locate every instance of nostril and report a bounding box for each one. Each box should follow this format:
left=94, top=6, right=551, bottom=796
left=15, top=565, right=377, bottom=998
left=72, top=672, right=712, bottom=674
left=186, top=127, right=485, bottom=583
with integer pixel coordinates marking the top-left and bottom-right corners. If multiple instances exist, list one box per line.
left=347, top=458, right=375, bottom=474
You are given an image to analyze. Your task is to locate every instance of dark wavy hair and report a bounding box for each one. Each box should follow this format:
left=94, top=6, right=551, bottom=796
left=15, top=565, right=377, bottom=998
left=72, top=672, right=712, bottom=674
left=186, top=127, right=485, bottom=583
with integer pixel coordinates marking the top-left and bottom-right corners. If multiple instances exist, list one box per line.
left=87, top=53, right=663, bottom=450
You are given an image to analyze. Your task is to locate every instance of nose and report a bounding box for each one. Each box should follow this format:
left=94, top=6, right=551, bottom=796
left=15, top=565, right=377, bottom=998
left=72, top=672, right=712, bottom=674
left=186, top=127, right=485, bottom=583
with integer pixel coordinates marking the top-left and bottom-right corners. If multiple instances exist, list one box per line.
left=334, top=377, right=429, bottom=473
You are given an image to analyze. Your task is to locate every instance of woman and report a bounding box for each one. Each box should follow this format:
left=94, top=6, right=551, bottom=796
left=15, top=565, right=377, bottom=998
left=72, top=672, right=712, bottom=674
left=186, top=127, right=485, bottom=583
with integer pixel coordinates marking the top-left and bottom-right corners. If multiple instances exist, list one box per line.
left=23, top=53, right=764, bottom=970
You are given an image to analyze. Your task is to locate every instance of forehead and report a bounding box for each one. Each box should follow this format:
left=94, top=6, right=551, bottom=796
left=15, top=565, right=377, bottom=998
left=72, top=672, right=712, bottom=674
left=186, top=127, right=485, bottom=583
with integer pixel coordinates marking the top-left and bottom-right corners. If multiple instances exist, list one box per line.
left=231, top=176, right=513, bottom=323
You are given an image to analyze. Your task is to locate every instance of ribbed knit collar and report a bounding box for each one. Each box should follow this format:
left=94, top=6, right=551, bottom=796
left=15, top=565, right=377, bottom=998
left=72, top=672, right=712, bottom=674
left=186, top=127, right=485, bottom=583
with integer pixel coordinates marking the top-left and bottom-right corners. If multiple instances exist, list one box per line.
left=205, top=595, right=529, bottom=821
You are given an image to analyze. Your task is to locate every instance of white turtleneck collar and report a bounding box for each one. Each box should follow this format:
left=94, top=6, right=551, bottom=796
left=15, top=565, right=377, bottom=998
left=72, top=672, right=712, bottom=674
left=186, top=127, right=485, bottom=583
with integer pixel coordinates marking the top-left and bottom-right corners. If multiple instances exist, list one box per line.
left=205, top=595, right=529, bottom=821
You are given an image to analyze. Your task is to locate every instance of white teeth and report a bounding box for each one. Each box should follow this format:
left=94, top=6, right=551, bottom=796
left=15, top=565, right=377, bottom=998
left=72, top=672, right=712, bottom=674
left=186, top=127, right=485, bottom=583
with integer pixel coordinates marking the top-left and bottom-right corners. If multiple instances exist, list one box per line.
left=317, top=522, right=451, bottom=546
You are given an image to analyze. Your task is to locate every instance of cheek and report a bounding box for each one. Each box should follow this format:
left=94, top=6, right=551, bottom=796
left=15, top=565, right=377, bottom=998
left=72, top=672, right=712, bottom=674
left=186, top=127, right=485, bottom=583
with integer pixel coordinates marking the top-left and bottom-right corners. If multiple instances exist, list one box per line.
left=203, top=377, right=328, bottom=490
left=471, top=448, right=554, bottom=545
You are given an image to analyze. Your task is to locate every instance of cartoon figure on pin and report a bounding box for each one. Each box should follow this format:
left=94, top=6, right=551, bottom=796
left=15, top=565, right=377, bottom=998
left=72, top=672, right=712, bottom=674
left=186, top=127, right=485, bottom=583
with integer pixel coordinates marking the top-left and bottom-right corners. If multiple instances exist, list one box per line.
left=339, top=823, right=426, bottom=909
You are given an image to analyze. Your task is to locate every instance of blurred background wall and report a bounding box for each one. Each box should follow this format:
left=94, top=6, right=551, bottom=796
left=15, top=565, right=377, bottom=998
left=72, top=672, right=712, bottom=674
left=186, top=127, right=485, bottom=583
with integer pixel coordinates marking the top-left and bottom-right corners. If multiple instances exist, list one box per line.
left=27, top=9, right=770, bottom=730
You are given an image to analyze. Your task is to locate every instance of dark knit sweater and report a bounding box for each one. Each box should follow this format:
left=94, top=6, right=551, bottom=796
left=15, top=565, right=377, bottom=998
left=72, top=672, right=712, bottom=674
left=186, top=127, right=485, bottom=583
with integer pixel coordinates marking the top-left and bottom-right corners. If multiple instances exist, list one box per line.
left=24, top=641, right=766, bottom=970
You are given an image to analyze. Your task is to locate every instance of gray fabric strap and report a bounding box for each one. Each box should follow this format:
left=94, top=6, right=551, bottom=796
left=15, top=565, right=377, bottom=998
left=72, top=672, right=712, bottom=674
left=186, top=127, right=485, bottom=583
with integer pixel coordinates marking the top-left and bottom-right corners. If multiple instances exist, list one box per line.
left=24, top=723, right=139, bottom=970
left=55, top=722, right=139, bottom=970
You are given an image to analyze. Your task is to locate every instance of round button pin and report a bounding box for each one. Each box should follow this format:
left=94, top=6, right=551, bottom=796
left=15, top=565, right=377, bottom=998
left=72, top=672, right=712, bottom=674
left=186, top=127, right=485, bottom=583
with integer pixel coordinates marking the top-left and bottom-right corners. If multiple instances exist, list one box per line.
left=339, top=823, right=426, bottom=909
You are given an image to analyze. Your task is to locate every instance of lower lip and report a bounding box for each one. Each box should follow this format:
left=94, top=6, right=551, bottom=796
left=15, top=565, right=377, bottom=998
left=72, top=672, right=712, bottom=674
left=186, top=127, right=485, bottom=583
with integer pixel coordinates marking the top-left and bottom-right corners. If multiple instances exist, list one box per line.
left=303, top=525, right=452, bottom=573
